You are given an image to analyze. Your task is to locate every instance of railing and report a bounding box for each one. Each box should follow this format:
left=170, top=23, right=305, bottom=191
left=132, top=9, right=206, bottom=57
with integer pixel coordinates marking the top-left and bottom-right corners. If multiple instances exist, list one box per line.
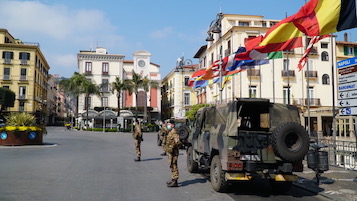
left=281, top=70, right=295, bottom=77
left=312, top=138, right=357, bottom=170
left=310, top=47, right=318, bottom=54
left=18, top=95, right=26, bottom=100
left=20, top=75, right=27, bottom=81
left=3, top=75, right=10, bottom=80
left=305, top=71, right=318, bottom=78
left=224, top=49, right=231, bottom=57
left=304, top=98, right=321, bottom=106
left=247, top=69, right=261, bottom=77
left=20, top=60, right=28, bottom=65
left=283, top=49, right=295, bottom=54
left=3, top=59, right=11, bottom=64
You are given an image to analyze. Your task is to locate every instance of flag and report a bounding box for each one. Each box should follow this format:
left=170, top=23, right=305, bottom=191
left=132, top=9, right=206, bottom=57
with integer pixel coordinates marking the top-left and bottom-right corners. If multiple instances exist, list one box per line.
left=293, top=0, right=357, bottom=36
left=187, top=69, right=206, bottom=87
left=235, top=15, right=303, bottom=61
left=297, top=35, right=329, bottom=70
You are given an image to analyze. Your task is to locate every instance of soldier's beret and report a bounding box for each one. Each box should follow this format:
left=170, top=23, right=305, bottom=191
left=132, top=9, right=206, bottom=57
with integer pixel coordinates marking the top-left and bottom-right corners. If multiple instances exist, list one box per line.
left=169, top=119, right=175, bottom=124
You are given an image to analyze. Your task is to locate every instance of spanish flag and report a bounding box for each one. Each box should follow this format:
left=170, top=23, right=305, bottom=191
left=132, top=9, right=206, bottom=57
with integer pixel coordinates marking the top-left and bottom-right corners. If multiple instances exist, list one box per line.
left=293, top=0, right=357, bottom=36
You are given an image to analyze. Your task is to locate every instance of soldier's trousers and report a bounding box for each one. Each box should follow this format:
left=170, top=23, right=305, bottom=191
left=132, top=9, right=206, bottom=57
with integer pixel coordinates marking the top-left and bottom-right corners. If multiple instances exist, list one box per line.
left=134, top=139, right=141, bottom=157
left=168, top=153, right=179, bottom=180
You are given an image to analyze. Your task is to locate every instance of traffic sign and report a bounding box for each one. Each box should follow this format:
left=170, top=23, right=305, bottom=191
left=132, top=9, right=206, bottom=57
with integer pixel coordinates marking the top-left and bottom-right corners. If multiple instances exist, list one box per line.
left=338, top=81, right=357, bottom=92
left=338, top=99, right=357, bottom=107
left=337, top=57, right=357, bottom=69
left=339, top=107, right=357, bottom=115
left=338, top=72, right=357, bottom=84
left=339, top=90, right=357, bottom=100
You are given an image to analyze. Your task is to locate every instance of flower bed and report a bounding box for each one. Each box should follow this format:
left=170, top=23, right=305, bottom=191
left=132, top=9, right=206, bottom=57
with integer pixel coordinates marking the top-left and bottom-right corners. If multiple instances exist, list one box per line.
left=0, top=126, right=43, bottom=145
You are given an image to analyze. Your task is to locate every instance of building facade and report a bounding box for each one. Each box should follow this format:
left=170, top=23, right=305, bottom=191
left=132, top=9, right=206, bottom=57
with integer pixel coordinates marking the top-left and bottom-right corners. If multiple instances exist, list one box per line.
left=77, top=48, right=161, bottom=129
left=0, top=28, right=49, bottom=120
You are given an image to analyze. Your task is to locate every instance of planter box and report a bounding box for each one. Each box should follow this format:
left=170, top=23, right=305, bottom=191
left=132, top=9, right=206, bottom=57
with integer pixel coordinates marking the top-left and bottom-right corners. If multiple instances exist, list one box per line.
left=0, top=131, right=43, bottom=146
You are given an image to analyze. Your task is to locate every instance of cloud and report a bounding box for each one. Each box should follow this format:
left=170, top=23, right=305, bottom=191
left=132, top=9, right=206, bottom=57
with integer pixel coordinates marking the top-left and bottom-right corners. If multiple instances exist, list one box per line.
left=44, top=53, right=78, bottom=76
left=149, top=27, right=174, bottom=39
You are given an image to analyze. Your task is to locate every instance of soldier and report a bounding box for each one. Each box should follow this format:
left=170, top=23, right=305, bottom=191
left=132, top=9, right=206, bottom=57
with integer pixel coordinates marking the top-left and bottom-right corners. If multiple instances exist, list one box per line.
left=160, top=121, right=169, bottom=156
left=132, top=120, right=143, bottom=162
left=165, top=119, right=181, bottom=187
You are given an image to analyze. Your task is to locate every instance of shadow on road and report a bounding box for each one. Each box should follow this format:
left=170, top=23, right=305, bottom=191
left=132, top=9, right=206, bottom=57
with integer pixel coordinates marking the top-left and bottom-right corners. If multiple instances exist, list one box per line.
left=179, top=178, right=207, bottom=187
left=141, top=157, right=163, bottom=161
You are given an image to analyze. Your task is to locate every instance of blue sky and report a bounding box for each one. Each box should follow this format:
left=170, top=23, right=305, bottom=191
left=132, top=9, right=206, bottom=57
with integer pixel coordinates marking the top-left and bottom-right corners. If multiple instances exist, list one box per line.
left=0, top=0, right=356, bottom=78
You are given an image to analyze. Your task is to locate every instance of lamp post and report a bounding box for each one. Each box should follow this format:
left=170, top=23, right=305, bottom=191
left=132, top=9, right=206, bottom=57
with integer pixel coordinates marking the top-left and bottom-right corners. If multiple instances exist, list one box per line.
left=206, top=11, right=223, bottom=104
left=175, top=56, right=192, bottom=118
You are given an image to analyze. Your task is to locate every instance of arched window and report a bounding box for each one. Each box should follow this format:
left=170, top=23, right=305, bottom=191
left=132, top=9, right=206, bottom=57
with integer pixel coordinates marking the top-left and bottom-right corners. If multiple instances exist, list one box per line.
left=322, top=74, right=330, bottom=85
left=321, top=51, right=329, bottom=61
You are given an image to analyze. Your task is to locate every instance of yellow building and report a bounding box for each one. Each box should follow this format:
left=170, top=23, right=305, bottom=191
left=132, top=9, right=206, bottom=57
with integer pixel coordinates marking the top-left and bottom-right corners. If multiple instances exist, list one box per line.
left=0, top=28, right=49, bottom=116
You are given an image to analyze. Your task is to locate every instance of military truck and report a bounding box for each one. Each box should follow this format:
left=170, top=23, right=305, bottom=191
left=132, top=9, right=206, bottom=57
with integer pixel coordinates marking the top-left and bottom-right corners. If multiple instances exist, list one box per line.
left=186, top=98, right=310, bottom=192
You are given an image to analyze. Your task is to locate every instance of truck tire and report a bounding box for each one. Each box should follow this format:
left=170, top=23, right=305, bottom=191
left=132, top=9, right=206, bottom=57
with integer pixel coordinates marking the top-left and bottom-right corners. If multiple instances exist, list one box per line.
left=272, top=122, right=309, bottom=162
left=178, top=128, right=189, bottom=140
left=187, top=146, right=198, bottom=173
left=210, top=155, right=229, bottom=192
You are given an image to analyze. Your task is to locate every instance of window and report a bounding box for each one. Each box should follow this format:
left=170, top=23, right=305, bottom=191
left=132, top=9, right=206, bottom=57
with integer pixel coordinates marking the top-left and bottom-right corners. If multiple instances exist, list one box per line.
left=137, top=91, right=146, bottom=107
left=2, top=86, right=9, bottom=89
left=262, top=21, right=267, bottom=27
left=2, top=51, right=13, bottom=59
left=184, top=77, right=189, bottom=86
left=308, top=87, right=314, bottom=104
left=308, top=59, right=314, bottom=70
left=249, top=86, right=256, bottom=98
left=321, top=43, right=328, bottom=48
left=85, top=62, right=92, bottom=73
left=283, top=87, right=290, bottom=104
left=102, top=79, right=109, bottom=92
left=84, top=96, right=91, bottom=110
left=344, top=46, right=357, bottom=56
left=19, top=52, right=30, bottom=60
left=19, top=102, right=25, bottom=112
left=101, top=97, right=108, bottom=107
left=283, top=59, right=290, bottom=71
left=322, top=74, right=330, bottom=85
left=321, top=51, right=329, bottom=61
left=348, top=47, right=355, bottom=55
left=20, top=68, right=27, bottom=80
left=239, top=22, right=249, bottom=26
left=102, top=62, right=109, bottom=74
left=184, top=93, right=190, bottom=105
left=3, top=68, right=10, bottom=80
left=19, top=86, right=26, bottom=99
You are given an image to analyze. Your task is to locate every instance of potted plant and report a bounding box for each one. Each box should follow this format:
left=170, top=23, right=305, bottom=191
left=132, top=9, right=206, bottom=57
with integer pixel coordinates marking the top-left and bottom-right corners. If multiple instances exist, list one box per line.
left=0, top=113, right=45, bottom=146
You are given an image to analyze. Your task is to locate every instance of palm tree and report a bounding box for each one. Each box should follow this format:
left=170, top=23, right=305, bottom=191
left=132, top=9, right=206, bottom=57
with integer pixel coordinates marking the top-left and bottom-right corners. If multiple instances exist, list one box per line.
left=130, top=71, right=144, bottom=120
left=142, top=77, right=159, bottom=123
left=111, top=77, right=133, bottom=116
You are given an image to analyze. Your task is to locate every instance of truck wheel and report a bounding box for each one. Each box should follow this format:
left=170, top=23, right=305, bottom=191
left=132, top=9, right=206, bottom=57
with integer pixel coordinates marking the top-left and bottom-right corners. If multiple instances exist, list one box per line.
left=157, top=134, right=162, bottom=146
left=187, top=146, right=198, bottom=173
left=269, top=180, right=292, bottom=193
left=272, top=122, right=309, bottom=162
left=178, top=128, right=189, bottom=140
left=210, top=155, right=229, bottom=192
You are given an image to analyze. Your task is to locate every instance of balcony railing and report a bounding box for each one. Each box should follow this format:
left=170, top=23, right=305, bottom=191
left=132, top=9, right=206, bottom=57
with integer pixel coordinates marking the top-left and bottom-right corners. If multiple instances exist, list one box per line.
left=310, top=47, right=318, bottom=54
left=283, top=49, right=295, bottom=54
left=305, top=98, right=321, bottom=106
left=3, top=75, right=10, bottom=80
left=20, top=60, right=29, bottom=65
left=18, top=95, right=26, bottom=100
left=305, top=71, right=318, bottom=78
left=20, top=75, right=27, bottom=81
left=281, top=70, right=295, bottom=77
left=3, top=59, right=12, bottom=64
left=247, top=69, right=261, bottom=77
left=224, top=49, right=231, bottom=57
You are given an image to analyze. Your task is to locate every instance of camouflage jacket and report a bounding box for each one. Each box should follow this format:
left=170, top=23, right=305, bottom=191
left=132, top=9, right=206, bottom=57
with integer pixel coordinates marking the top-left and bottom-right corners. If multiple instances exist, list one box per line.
left=160, top=125, right=168, bottom=137
left=132, top=124, right=142, bottom=140
left=166, top=128, right=181, bottom=155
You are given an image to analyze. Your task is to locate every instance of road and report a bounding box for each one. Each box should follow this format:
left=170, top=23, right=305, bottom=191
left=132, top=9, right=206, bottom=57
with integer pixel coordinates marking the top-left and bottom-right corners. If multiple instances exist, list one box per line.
left=0, top=127, right=330, bottom=201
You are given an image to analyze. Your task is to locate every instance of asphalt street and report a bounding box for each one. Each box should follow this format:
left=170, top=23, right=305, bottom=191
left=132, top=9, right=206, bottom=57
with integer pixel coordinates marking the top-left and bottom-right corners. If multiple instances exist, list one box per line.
left=0, top=127, right=331, bottom=201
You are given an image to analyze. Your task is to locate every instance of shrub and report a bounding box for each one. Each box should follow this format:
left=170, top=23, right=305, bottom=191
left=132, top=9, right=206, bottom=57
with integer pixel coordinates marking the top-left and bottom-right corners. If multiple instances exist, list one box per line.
left=5, top=113, right=36, bottom=127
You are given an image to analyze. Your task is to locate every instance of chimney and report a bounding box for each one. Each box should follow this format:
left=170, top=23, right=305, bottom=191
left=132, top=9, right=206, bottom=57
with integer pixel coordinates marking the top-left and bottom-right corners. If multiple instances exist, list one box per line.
left=344, top=33, right=348, bottom=42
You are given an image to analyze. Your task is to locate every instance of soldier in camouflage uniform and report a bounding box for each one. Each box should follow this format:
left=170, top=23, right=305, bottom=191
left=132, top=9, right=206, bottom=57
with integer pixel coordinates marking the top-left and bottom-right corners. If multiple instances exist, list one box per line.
left=132, top=120, right=143, bottom=162
left=165, top=119, right=181, bottom=187
left=160, top=121, right=169, bottom=156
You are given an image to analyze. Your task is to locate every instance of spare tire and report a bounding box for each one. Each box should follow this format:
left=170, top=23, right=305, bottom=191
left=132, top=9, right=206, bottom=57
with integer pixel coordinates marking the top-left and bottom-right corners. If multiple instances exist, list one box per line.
left=271, top=122, right=309, bottom=162
left=178, top=128, right=189, bottom=140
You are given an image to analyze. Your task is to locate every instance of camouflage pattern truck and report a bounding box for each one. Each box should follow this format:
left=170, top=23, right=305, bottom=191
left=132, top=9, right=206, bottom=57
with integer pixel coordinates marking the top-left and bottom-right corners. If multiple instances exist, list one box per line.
left=186, top=98, right=310, bottom=192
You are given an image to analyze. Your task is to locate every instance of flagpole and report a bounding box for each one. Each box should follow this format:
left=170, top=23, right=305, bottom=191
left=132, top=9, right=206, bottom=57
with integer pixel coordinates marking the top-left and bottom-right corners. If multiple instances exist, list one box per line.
left=259, top=64, right=262, bottom=98
left=330, top=35, right=337, bottom=163
left=306, top=36, right=311, bottom=137
left=273, top=59, right=275, bottom=102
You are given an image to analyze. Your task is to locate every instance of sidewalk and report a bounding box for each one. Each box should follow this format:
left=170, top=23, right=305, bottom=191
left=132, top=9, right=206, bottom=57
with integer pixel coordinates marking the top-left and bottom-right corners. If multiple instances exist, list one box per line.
left=294, top=164, right=357, bottom=201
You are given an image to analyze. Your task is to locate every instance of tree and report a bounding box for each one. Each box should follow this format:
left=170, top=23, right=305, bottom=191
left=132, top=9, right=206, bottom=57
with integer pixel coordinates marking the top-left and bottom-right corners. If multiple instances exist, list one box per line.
left=142, top=77, right=159, bottom=123
left=130, top=71, right=144, bottom=119
left=185, top=104, right=211, bottom=121
left=59, top=72, right=100, bottom=127
left=0, top=87, right=15, bottom=112
left=111, top=77, right=133, bottom=116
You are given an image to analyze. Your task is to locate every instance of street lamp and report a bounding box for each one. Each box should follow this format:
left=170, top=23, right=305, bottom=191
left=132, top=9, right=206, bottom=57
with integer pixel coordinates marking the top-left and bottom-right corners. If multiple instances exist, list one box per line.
left=206, top=11, right=223, bottom=104
left=175, top=56, right=193, bottom=118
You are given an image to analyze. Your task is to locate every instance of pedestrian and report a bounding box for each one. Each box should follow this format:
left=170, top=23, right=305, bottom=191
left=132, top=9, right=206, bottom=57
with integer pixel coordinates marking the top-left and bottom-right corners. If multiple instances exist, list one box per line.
left=159, top=121, right=168, bottom=156
left=165, top=119, right=181, bottom=187
left=132, top=120, right=143, bottom=162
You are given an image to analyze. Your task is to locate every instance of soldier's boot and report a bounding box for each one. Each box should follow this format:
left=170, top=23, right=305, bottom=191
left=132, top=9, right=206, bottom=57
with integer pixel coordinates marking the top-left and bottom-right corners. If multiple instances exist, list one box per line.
left=134, top=156, right=141, bottom=162
left=166, top=179, right=174, bottom=185
left=167, top=179, right=178, bottom=187
left=160, top=152, right=167, bottom=156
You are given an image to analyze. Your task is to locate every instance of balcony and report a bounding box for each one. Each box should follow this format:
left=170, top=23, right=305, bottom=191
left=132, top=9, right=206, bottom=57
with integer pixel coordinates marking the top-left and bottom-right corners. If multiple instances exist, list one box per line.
left=305, top=98, right=321, bottom=106
left=305, top=71, right=318, bottom=78
left=224, top=49, right=231, bottom=57
left=20, top=75, right=27, bottom=81
left=3, top=75, right=10, bottom=80
left=18, top=95, right=26, bottom=100
left=3, top=59, right=12, bottom=64
left=283, top=49, right=295, bottom=54
left=281, top=70, right=295, bottom=77
left=309, top=47, right=318, bottom=55
left=247, top=69, right=261, bottom=77
left=20, top=60, right=29, bottom=65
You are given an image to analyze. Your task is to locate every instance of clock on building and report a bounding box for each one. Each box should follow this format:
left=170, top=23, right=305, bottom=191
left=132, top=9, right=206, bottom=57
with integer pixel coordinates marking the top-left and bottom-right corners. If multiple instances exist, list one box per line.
left=138, top=60, right=146, bottom=67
